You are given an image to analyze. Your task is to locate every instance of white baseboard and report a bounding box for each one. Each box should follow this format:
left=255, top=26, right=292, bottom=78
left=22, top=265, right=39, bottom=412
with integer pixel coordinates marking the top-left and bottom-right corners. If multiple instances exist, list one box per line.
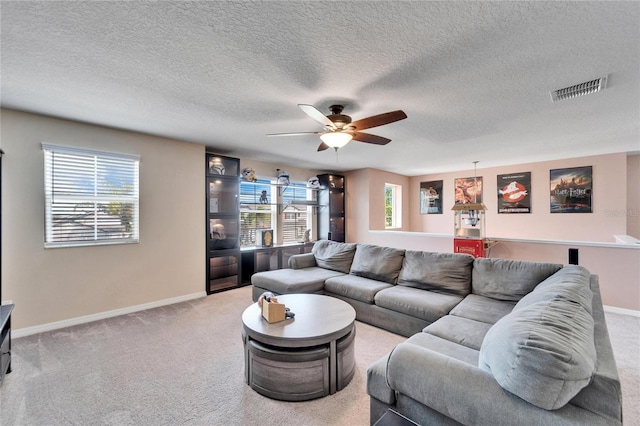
left=604, top=305, right=640, bottom=318
left=12, top=291, right=207, bottom=338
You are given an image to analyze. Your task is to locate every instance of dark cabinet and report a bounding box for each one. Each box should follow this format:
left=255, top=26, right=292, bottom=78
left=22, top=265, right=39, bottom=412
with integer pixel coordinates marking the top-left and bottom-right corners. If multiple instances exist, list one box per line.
left=0, top=150, right=12, bottom=387
left=206, top=153, right=241, bottom=294
left=318, top=174, right=345, bottom=242
left=0, top=305, right=13, bottom=386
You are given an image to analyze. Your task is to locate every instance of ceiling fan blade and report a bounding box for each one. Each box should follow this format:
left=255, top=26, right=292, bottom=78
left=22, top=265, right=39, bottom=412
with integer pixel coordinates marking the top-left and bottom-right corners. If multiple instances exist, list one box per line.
left=349, top=110, right=407, bottom=131
left=317, top=142, right=330, bottom=151
left=298, top=104, right=336, bottom=130
left=351, top=132, right=391, bottom=145
left=266, top=132, right=321, bottom=137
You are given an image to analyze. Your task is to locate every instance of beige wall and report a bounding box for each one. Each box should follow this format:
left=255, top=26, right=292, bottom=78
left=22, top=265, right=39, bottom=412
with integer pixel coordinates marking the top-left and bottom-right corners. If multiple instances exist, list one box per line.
left=345, top=168, right=410, bottom=240
left=1, top=109, right=205, bottom=329
left=408, top=153, right=628, bottom=242
left=345, top=169, right=371, bottom=242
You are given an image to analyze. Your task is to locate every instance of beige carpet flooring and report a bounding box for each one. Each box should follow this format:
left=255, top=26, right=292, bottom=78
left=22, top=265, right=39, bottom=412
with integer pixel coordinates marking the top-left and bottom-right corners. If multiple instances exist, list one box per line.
left=1, top=286, right=638, bottom=426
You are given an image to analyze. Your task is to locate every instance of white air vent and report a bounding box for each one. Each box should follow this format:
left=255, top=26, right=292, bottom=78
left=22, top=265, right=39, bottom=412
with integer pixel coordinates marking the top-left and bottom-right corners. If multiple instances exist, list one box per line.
left=551, top=76, right=607, bottom=102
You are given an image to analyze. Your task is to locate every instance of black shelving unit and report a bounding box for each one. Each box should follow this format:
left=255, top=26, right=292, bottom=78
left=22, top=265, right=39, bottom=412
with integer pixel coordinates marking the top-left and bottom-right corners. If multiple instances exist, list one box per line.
left=206, top=153, right=241, bottom=294
left=318, top=174, right=345, bottom=242
left=0, top=149, right=14, bottom=386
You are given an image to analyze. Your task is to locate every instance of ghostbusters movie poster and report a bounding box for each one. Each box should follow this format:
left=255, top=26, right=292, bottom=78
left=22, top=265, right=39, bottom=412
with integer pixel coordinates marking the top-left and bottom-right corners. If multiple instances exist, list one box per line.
left=497, top=172, right=531, bottom=214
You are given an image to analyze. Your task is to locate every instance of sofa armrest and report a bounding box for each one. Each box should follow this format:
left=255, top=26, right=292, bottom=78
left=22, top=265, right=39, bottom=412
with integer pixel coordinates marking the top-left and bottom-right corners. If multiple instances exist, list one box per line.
left=387, top=342, right=615, bottom=425
left=288, top=253, right=317, bottom=269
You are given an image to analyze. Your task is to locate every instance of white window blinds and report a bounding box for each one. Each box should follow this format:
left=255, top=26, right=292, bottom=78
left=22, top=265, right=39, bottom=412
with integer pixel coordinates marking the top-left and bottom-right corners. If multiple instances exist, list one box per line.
left=42, top=143, right=140, bottom=248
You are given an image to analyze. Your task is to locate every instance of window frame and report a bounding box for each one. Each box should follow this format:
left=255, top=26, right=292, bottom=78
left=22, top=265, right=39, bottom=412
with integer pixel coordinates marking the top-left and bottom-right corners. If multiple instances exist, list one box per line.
left=42, top=143, right=140, bottom=248
left=239, top=178, right=314, bottom=246
left=385, top=183, right=402, bottom=229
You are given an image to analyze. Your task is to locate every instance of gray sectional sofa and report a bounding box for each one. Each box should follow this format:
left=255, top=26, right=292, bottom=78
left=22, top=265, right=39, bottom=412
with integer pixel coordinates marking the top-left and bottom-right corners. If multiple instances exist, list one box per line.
left=250, top=240, right=622, bottom=425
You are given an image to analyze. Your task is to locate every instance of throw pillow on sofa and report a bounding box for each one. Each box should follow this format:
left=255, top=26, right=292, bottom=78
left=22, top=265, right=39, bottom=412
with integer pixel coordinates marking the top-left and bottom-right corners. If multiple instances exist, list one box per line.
left=397, top=251, right=473, bottom=296
left=349, top=244, right=405, bottom=284
left=472, top=258, right=562, bottom=301
left=478, top=298, right=596, bottom=410
left=312, top=240, right=357, bottom=273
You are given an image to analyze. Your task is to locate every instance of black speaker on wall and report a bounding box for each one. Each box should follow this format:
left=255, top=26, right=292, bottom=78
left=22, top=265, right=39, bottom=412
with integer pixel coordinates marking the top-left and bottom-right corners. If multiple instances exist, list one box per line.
left=569, top=248, right=579, bottom=265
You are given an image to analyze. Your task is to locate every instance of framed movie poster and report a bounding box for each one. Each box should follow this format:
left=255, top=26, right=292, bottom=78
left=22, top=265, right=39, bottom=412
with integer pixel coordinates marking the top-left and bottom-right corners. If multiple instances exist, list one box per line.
left=550, top=166, right=592, bottom=213
left=420, top=180, right=443, bottom=214
left=454, top=176, right=483, bottom=205
left=497, top=172, right=531, bottom=213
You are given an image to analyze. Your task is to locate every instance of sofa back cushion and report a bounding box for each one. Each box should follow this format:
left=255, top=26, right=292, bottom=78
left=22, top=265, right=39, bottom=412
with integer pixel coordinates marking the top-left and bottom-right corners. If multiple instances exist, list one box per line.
left=479, top=297, right=596, bottom=410
left=312, top=240, right=357, bottom=273
left=398, top=251, right=473, bottom=296
left=349, top=244, right=405, bottom=284
left=515, top=265, right=593, bottom=314
left=472, top=258, right=562, bottom=301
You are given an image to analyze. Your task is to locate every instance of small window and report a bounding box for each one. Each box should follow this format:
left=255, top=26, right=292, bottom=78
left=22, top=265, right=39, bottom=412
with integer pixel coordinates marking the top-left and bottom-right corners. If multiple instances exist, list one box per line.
left=385, top=183, right=402, bottom=229
left=42, top=143, right=140, bottom=248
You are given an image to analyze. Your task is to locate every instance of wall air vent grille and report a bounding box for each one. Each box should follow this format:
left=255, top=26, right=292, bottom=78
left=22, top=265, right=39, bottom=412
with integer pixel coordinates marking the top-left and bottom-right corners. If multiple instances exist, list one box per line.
left=551, top=76, right=607, bottom=102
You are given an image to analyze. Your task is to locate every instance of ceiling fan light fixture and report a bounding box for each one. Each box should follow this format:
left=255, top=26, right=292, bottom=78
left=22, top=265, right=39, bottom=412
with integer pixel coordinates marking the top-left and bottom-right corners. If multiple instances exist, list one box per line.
left=320, top=132, right=352, bottom=148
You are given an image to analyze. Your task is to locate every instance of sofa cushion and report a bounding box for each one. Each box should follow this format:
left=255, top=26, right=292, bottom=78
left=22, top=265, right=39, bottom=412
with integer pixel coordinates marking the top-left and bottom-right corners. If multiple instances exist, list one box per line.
left=515, top=265, right=593, bottom=314
left=325, top=274, right=393, bottom=304
left=251, top=267, right=345, bottom=295
left=349, top=244, right=405, bottom=284
left=450, top=294, right=515, bottom=324
left=478, top=298, right=596, bottom=410
left=397, top=251, right=474, bottom=296
left=472, top=258, right=562, bottom=301
left=312, top=240, right=357, bottom=273
left=404, top=332, right=480, bottom=365
left=374, top=286, right=464, bottom=323
left=424, top=315, right=492, bottom=351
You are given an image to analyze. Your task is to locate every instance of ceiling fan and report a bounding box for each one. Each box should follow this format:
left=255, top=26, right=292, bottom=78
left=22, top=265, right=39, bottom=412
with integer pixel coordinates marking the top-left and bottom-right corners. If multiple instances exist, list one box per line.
left=267, top=104, right=407, bottom=151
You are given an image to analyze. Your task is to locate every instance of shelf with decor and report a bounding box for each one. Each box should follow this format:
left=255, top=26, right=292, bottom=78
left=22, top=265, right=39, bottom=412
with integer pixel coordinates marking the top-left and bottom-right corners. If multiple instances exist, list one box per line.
left=206, top=152, right=242, bottom=295
left=239, top=180, right=321, bottom=213
left=318, top=174, right=345, bottom=242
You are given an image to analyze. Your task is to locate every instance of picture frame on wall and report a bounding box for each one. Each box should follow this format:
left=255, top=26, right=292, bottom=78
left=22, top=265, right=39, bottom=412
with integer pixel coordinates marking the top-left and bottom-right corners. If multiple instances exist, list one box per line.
left=420, top=180, right=443, bottom=214
left=550, top=166, right=592, bottom=213
left=497, top=172, right=531, bottom=213
left=454, top=176, right=483, bottom=205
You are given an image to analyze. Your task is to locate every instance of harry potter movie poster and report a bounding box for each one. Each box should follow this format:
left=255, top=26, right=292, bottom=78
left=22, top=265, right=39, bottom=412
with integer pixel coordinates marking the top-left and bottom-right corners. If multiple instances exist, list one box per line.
left=550, top=166, right=592, bottom=213
left=497, top=172, right=531, bottom=214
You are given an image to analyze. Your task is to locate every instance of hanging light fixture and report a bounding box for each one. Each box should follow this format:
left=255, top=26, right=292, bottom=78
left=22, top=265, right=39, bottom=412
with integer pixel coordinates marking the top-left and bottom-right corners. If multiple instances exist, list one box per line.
left=320, top=131, right=352, bottom=149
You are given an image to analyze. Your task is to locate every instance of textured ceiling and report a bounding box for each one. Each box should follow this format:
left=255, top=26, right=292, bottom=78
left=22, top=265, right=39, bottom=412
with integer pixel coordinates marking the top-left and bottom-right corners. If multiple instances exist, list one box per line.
left=1, top=1, right=639, bottom=175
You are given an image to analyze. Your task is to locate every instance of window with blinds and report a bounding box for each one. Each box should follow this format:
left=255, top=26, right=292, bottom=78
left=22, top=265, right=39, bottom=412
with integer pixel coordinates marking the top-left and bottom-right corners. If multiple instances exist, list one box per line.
left=239, top=179, right=313, bottom=246
left=42, top=143, right=140, bottom=248
left=239, top=178, right=274, bottom=246
left=280, top=183, right=311, bottom=244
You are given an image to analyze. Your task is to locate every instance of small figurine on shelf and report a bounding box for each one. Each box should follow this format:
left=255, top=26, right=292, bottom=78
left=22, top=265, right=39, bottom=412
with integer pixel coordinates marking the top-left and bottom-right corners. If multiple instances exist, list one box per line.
left=242, top=167, right=257, bottom=182
left=277, top=169, right=290, bottom=186
left=208, top=157, right=226, bottom=175
left=307, top=176, right=320, bottom=189
left=210, top=222, right=226, bottom=239
left=303, top=229, right=311, bottom=243
left=260, top=190, right=268, bottom=204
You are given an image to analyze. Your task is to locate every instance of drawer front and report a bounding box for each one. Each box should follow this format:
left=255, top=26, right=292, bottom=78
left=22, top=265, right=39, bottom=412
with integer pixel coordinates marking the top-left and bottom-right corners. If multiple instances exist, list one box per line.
left=0, top=333, right=10, bottom=378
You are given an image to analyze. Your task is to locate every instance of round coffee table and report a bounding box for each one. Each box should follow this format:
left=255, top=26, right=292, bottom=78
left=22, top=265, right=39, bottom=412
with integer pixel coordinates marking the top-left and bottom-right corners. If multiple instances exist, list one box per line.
left=241, top=294, right=356, bottom=401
